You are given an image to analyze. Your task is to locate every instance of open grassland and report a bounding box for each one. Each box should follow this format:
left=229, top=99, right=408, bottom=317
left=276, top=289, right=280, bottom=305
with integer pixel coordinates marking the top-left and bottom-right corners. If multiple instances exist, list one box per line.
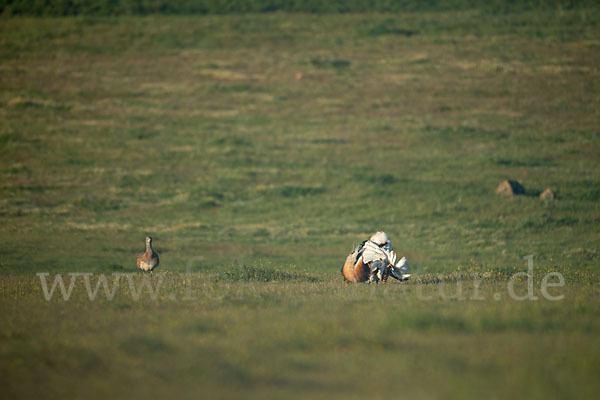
left=1, top=271, right=599, bottom=399
left=1, top=12, right=600, bottom=274
left=0, top=9, right=599, bottom=399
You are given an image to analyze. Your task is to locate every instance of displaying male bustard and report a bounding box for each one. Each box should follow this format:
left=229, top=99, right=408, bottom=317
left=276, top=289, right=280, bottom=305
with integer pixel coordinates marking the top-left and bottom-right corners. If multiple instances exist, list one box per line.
left=341, top=231, right=410, bottom=283
left=137, top=236, right=159, bottom=273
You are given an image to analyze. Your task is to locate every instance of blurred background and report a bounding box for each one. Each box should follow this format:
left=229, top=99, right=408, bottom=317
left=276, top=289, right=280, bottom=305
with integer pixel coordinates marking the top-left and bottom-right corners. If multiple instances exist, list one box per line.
left=1, top=0, right=598, bottom=274
left=1, top=1, right=599, bottom=399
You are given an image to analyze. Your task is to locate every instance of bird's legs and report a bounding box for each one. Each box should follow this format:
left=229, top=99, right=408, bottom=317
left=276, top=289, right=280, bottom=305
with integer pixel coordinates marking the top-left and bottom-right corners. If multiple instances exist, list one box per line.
left=367, top=269, right=377, bottom=284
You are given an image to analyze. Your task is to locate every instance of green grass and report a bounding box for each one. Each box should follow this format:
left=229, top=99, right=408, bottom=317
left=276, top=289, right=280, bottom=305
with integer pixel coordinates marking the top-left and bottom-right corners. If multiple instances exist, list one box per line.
left=2, top=0, right=597, bottom=16
left=2, top=271, right=599, bottom=399
left=0, top=10, right=599, bottom=399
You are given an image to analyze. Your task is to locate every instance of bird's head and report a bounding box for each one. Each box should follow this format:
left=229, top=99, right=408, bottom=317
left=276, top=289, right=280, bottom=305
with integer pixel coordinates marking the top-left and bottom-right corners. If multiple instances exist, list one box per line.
left=146, top=236, right=153, bottom=244
left=370, top=231, right=392, bottom=250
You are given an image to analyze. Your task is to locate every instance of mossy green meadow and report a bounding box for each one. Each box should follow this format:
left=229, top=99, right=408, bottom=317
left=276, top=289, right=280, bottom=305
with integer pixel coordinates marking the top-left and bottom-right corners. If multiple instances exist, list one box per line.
left=1, top=9, right=599, bottom=399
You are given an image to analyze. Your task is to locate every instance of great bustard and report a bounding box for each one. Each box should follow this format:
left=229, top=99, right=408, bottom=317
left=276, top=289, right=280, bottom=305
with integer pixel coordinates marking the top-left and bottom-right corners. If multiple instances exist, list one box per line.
left=137, top=236, right=159, bottom=273
left=341, top=231, right=410, bottom=283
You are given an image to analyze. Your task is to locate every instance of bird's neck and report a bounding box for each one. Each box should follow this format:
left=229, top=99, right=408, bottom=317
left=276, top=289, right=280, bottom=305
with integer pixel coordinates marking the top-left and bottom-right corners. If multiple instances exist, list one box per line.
left=146, top=242, right=153, bottom=253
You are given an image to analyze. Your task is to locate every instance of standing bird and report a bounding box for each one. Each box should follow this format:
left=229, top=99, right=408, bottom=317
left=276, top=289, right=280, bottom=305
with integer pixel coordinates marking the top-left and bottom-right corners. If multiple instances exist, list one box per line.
left=137, top=236, right=159, bottom=273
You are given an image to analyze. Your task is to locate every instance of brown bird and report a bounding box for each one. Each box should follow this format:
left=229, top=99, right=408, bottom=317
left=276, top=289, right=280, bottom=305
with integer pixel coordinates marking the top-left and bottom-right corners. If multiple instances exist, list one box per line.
left=137, top=236, right=159, bottom=273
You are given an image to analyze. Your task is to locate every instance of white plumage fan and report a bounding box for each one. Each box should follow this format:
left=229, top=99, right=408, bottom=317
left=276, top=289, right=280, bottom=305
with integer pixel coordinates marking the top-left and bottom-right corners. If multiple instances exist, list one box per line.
left=341, top=231, right=410, bottom=283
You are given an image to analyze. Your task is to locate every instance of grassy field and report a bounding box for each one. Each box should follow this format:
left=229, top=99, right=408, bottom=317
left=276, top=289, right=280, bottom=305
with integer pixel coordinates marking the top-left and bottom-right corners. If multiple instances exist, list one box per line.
left=1, top=9, right=599, bottom=399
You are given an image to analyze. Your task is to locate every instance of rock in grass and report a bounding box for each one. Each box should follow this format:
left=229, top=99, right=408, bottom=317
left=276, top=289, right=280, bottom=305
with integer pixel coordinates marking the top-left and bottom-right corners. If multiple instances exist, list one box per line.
left=495, top=180, right=525, bottom=196
left=540, top=188, right=556, bottom=200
